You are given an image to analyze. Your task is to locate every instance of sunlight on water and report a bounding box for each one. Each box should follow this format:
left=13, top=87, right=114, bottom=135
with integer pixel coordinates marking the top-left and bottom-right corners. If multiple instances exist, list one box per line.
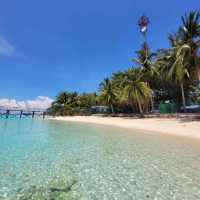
left=0, top=118, right=200, bottom=199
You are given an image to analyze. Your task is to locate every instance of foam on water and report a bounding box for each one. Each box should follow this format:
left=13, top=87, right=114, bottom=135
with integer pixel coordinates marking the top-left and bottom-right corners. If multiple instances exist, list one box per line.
left=0, top=118, right=200, bottom=199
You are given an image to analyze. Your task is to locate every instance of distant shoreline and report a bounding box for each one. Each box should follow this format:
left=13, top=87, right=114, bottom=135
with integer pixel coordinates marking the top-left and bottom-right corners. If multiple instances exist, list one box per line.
left=48, top=116, right=200, bottom=140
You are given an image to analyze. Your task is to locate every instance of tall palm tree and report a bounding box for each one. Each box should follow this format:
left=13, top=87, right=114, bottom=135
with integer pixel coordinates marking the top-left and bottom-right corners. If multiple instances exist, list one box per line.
left=157, top=11, right=200, bottom=112
left=180, top=11, right=200, bottom=42
left=134, top=42, right=157, bottom=80
left=168, top=11, right=200, bottom=111
left=56, top=91, right=69, bottom=105
left=167, top=43, right=191, bottom=112
left=155, top=48, right=181, bottom=102
left=180, top=10, right=200, bottom=81
left=99, top=78, right=116, bottom=114
left=159, top=36, right=190, bottom=111
left=120, top=68, right=152, bottom=117
left=133, top=42, right=157, bottom=111
left=56, top=91, right=78, bottom=105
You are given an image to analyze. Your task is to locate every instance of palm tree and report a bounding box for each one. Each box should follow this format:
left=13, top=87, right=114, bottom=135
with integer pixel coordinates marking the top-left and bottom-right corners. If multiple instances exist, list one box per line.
left=133, top=42, right=157, bottom=111
left=120, top=68, right=152, bottom=117
left=134, top=43, right=155, bottom=69
left=180, top=11, right=200, bottom=42
left=99, top=78, right=116, bottom=114
left=168, top=43, right=191, bottom=112
left=157, top=11, right=200, bottom=112
left=56, top=91, right=69, bottom=105
left=168, top=11, right=200, bottom=111
left=180, top=10, right=200, bottom=82
left=158, top=36, right=191, bottom=112
left=155, top=48, right=181, bottom=102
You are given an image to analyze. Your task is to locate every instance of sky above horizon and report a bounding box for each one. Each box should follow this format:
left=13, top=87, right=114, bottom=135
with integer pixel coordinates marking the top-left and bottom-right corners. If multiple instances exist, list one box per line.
left=0, top=0, right=199, bottom=107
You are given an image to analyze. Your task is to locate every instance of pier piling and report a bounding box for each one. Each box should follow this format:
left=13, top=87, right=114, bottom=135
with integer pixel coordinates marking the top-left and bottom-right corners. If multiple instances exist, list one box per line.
left=20, top=110, right=23, bottom=118
left=0, top=109, right=45, bottom=119
left=43, top=112, right=46, bottom=119
left=32, top=111, right=35, bottom=118
left=6, top=110, right=10, bottom=118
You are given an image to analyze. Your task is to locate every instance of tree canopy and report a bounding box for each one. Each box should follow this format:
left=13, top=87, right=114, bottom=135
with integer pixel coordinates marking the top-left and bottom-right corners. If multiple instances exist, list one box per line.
left=48, top=10, right=200, bottom=116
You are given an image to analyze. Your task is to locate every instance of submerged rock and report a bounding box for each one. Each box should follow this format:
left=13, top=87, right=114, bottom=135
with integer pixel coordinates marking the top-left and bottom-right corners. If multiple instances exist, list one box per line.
left=15, top=185, right=47, bottom=200
left=49, top=179, right=68, bottom=192
left=49, top=179, right=77, bottom=193
left=14, top=178, right=78, bottom=200
left=48, top=179, right=78, bottom=200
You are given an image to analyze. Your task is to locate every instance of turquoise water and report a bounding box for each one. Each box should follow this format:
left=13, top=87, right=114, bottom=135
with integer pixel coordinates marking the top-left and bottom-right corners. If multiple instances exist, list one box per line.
left=0, top=118, right=200, bottom=200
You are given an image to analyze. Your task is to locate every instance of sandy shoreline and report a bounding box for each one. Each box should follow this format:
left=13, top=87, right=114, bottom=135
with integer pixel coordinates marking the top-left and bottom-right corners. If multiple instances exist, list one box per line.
left=48, top=116, right=200, bottom=139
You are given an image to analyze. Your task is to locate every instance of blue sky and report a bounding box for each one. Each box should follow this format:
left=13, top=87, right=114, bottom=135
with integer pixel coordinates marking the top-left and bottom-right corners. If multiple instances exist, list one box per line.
left=0, top=0, right=199, bottom=101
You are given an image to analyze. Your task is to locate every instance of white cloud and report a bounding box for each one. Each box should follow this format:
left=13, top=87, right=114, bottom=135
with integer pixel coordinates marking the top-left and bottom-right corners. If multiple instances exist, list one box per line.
left=0, top=36, right=15, bottom=56
left=0, top=96, right=53, bottom=111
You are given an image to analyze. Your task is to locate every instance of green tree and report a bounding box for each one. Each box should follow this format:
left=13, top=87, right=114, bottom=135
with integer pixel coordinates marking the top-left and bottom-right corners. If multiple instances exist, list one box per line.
left=180, top=10, right=200, bottom=82
left=56, top=91, right=69, bottom=105
left=99, top=78, right=117, bottom=114
left=120, top=68, right=152, bottom=117
left=168, top=43, right=191, bottom=112
left=133, top=42, right=157, bottom=111
left=156, top=11, right=200, bottom=112
left=134, top=42, right=157, bottom=80
left=189, top=85, right=200, bottom=104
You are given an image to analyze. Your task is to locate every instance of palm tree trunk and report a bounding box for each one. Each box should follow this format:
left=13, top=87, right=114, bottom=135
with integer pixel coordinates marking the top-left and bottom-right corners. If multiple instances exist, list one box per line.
left=150, top=95, right=154, bottom=113
left=146, top=82, right=154, bottom=113
left=110, top=104, right=115, bottom=114
left=197, top=68, right=200, bottom=87
left=137, top=100, right=144, bottom=118
left=180, top=82, right=186, bottom=113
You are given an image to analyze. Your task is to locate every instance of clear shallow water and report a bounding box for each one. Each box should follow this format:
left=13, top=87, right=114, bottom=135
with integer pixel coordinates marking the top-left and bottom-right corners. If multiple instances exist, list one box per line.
left=0, top=118, right=200, bottom=200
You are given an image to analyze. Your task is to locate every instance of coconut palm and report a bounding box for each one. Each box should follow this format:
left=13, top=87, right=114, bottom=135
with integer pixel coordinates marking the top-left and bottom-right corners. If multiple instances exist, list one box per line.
left=156, top=11, right=200, bottom=112
left=56, top=91, right=78, bottom=105
left=134, top=42, right=157, bottom=81
left=99, top=78, right=116, bottom=114
left=154, top=47, right=181, bottom=103
left=158, top=36, right=191, bottom=111
left=120, top=68, right=152, bottom=117
left=168, top=43, right=191, bottom=112
left=133, top=42, right=157, bottom=111
left=56, top=91, right=69, bottom=105
left=180, top=10, right=200, bottom=82
left=180, top=11, right=200, bottom=43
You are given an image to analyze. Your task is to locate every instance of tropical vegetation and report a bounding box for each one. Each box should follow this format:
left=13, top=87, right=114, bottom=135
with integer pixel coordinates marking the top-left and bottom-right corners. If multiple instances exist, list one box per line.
left=48, top=10, right=200, bottom=116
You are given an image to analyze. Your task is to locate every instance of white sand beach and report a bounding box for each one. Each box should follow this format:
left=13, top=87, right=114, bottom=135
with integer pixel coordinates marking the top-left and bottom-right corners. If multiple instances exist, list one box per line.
left=49, top=116, right=200, bottom=139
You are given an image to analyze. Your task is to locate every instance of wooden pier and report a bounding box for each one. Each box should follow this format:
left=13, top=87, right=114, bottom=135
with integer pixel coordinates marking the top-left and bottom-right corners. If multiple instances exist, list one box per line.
left=0, top=109, right=46, bottom=119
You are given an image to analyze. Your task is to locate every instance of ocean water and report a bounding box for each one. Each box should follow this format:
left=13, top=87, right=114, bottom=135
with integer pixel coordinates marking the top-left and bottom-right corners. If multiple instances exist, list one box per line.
left=0, top=118, right=200, bottom=200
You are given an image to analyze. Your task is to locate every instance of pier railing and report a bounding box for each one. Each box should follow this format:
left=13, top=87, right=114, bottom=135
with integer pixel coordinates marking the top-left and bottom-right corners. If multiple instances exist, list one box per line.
left=0, top=109, right=46, bottom=119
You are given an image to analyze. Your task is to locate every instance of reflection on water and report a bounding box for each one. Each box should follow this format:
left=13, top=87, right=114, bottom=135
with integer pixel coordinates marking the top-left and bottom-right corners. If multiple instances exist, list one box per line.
left=0, top=118, right=200, bottom=200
